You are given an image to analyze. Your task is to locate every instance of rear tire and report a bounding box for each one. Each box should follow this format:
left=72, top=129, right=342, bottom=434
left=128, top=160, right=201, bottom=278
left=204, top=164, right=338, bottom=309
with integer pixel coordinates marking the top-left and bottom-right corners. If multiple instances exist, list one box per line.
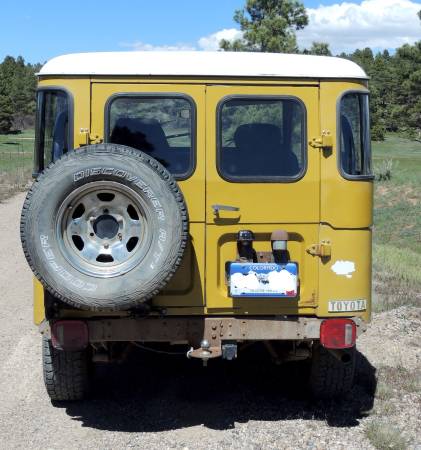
left=42, top=336, right=90, bottom=401
left=309, top=344, right=356, bottom=399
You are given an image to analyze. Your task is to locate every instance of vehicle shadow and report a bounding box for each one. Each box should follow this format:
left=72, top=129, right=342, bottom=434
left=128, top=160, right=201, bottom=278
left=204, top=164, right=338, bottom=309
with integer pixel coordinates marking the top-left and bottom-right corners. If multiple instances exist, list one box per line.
left=57, top=345, right=376, bottom=432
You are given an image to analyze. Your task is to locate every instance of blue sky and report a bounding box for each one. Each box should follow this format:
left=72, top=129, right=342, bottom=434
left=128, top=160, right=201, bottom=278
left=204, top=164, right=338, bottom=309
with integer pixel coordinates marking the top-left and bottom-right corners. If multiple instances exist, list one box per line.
left=1, top=0, right=420, bottom=63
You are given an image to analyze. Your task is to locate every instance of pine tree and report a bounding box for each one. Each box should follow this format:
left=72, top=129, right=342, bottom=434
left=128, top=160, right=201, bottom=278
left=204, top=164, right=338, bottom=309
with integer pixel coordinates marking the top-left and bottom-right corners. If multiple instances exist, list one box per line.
left=304, top=42, right=331, bottom=56
left=0, top=59, right=14, bottom=134
left=220, top=0, right=308, bottom=53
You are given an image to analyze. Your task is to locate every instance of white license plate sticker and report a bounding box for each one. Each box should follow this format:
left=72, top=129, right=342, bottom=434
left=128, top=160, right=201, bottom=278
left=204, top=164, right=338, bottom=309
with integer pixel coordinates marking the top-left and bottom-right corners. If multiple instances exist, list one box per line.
left=328, top=299, right=367, bottom=312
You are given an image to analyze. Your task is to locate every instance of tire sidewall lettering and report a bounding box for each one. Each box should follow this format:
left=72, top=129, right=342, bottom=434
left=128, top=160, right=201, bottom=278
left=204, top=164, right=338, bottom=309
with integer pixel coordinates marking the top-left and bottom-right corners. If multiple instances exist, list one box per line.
left=73, top=167, right=167, bottom=222
left=39, top=234, right=97, bottom=292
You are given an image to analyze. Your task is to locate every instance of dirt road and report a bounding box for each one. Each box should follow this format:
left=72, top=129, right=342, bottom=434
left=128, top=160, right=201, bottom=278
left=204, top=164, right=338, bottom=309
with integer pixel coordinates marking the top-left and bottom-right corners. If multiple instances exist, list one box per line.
left=0, top=193, right=420, bottom=449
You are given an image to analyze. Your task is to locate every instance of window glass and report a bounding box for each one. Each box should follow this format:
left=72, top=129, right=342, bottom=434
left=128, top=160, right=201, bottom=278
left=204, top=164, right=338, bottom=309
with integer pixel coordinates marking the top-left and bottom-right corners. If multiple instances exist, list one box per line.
left=219, top=98, right=305, bottom=180
left=340, top=93, right=372, bottom=177
left=108, top=97, right=194, bottom=178
left=36, top=90, right=69, bottom=171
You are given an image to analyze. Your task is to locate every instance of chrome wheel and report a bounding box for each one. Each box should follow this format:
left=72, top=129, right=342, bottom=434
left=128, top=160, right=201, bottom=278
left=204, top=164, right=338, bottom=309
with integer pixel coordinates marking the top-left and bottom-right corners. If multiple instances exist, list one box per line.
left=56, top=181, right=152, bottom=278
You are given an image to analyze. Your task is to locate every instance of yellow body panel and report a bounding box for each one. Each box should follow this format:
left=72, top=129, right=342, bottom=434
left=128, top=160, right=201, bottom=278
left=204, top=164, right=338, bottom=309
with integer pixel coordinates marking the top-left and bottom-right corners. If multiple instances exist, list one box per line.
left=153, top=223, right=205, bottom=308
left=205, top=223, right=318, bottom=314
left=33, top=76, right=373, bottom=324
left=205, top=85, right=320, bottom=224
left=33, top=278, right=45, bottom=325
left=319, top=81, right=373, bottom=229
left=317, top=224, right=372, bottom=322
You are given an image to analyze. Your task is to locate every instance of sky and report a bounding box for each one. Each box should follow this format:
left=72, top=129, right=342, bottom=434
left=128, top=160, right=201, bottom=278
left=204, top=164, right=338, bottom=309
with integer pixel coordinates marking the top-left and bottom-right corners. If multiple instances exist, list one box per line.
left=0, top=0, right=420, bottom=63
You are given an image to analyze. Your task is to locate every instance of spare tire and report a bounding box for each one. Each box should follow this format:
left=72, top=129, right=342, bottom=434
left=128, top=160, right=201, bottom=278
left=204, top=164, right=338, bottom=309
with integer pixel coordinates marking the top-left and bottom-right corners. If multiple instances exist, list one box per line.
left=20, top=144, right=188, bottom=311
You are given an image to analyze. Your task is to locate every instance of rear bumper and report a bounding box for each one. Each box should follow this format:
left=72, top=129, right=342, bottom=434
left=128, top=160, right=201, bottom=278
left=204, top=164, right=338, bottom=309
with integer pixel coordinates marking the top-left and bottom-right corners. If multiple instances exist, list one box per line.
left=42, top=316, right=366, bottom=347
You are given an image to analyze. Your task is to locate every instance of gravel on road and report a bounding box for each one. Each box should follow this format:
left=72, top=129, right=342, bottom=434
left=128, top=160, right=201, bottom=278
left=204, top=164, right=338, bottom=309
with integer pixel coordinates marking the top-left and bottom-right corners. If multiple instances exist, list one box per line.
left=0, top=193, right=420, bottom=450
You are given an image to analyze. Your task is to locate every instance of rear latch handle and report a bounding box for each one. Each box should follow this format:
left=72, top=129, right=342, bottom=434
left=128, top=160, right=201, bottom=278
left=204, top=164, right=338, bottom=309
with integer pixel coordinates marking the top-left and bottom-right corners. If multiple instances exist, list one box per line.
left=212, top=204, right=240, bottom=216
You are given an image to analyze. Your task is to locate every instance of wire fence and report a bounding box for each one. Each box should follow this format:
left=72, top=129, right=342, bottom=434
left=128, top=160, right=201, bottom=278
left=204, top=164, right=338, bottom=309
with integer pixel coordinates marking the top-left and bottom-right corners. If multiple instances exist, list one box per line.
left=0, top=138, right=34, bottom=201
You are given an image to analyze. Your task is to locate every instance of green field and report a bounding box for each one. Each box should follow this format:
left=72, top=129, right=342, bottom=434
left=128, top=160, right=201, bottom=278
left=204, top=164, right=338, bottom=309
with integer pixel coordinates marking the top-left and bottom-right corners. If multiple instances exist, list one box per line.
left=0, top=130, right=34, bottom=200
left=0, top=129, right=34, bottom=173
left=372, top=135, right=421, bottom=311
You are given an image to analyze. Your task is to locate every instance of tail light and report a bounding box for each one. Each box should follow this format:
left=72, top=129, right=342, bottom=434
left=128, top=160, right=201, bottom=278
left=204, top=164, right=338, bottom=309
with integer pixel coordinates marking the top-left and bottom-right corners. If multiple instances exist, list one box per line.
left=320, top=319, right=356, bottom=349
left=51, top=320, right=89, bottom=351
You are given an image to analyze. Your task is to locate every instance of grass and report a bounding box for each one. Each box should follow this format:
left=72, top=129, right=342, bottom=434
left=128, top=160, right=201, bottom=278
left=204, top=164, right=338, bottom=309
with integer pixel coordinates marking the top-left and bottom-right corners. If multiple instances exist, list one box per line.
left=372, top=134, right=421, bottom=312
left=0, top=129, right=34, bottom=201
left=365, top=421, right=408, bottom=450
left=375, top=365, right=421, bottom=400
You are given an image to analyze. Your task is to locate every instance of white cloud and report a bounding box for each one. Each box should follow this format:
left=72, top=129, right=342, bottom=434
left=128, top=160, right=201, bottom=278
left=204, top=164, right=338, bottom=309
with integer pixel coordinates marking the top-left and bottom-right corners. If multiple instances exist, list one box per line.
left=297, top=0, right=421, bottom=53
left=120, top=28, right=242, bottom=53
left=121, top=0, right=421, bottom=55
left=197, top=28, right=243, bottom=51
left=120, top=41, right=196, bottom=52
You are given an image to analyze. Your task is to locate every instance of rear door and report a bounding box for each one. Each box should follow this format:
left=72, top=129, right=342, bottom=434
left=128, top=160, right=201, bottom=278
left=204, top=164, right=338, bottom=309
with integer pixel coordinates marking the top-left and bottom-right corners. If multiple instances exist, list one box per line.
left=91, top=82, right=206, bottom=308
left=205, top=84, right=320, bottom=313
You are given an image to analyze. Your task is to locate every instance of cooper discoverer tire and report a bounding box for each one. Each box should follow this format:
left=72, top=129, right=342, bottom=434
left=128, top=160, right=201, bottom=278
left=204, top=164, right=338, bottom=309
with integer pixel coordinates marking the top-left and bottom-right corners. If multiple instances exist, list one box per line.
left=21, top=144, right=188, bottom=310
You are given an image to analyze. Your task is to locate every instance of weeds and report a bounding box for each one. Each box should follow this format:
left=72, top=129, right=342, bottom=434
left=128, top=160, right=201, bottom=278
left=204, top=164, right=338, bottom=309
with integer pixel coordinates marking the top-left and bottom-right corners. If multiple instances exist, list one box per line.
left=375, top=365, right=421, bottom=399
left=384, top=366, right=421, bottom=393
left=365, top=421, right=408, bottom=450
left=375, top=159, right=396, bottom=181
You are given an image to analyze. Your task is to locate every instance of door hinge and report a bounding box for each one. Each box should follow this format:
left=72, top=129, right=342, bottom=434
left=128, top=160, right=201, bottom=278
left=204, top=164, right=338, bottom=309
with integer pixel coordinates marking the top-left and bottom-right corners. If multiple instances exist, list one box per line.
left=78, top=128, right=103, bottom=146
left=309, top=131, right=333, bottom=149
left=306, top=240, right=331, bottom=257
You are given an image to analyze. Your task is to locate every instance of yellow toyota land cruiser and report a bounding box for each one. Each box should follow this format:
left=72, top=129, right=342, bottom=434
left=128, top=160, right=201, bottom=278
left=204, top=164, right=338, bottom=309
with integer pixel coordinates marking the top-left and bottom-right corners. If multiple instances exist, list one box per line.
left=20, top=51, right=373, bottom=401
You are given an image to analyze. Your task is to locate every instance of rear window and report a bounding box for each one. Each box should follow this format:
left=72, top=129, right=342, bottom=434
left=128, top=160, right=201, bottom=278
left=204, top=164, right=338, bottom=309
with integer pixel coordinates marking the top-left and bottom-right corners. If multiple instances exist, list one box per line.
left=339, top=93, right=372, bottom=178
left=218, top=97, right=306, bottom=182
left=107, top=95, right=195, bottom=179
left=35, top=89, right=71, bottom=173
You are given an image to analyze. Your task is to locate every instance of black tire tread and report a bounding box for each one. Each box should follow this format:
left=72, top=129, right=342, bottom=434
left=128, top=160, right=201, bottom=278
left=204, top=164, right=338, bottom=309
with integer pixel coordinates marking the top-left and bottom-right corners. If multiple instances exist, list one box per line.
left=42, top=336, right=89, bottom=401
left=309, top=344, right=356, bottom=399
left=20, top=144, right=189, bottom=310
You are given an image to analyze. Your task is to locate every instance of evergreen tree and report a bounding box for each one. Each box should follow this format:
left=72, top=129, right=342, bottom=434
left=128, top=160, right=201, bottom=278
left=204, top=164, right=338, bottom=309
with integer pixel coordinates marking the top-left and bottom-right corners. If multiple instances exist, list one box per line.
left=220, top=0, right=308, bottom=53
left=0, top=59, right=14, bottom=133
left=395, top=42, right=421, bottom=138
left=304, top=42, right=332, bottom=56
left=0, top=55, right=38, bottom=132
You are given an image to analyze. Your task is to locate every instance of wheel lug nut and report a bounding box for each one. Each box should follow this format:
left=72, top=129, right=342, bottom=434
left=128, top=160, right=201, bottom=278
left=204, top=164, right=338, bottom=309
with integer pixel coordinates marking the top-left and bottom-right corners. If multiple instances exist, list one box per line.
left=104, top=243, right=109, bottom=249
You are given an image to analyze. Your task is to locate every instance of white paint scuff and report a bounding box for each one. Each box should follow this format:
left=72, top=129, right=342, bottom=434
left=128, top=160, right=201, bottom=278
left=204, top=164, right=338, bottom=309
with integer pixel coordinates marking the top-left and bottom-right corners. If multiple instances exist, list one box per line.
left=331, top=260, right=356, bottom=278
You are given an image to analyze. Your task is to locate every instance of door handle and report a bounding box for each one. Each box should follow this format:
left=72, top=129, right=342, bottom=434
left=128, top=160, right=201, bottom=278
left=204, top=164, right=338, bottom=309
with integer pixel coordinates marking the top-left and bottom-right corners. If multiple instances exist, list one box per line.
left=212, top=204, right=240, bottom=216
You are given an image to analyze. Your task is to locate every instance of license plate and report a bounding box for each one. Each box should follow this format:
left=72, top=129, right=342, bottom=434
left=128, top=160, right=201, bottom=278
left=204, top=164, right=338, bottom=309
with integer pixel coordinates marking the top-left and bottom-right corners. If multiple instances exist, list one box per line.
left=229, top=262, right=298, bottom=298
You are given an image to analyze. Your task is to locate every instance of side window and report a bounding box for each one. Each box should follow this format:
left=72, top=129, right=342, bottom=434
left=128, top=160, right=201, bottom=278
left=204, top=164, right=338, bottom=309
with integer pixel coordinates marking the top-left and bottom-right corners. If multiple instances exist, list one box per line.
left=36, top=90, right=70, bottom=172
left=107, top=96, right=195, bottom=179
left=218, top=97, right=305, bottom=181
left=340, top=93, right=372, bottom=178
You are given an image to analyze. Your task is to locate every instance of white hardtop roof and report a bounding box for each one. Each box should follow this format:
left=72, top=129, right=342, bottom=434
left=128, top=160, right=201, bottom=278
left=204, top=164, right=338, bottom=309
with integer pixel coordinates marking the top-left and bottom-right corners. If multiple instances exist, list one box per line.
left=38, top=51, right=368, bottom=80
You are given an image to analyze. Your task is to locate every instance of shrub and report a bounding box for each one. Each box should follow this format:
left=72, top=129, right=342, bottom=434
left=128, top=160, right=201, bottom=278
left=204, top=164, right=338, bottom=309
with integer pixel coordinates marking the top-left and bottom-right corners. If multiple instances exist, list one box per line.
left=371, top=124, right=386, bottom=141
left=375, top=159, right=395, bottom=181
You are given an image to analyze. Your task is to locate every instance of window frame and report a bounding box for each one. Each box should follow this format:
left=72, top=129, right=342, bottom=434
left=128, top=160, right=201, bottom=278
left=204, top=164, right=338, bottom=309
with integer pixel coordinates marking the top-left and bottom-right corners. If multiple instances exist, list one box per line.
left=337, top=89, right=374, bottom=181
left=34, top=86, right=74, bottom=177
left=216, top=95, right=307, bottom=183
left=104, top=92, right=197, bottom=181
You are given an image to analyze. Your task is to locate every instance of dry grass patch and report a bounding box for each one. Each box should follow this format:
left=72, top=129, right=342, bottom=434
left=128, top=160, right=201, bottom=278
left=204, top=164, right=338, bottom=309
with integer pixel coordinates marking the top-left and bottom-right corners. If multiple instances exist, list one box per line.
left=373, top=245, right=421, bottom=312
left=376, top=365, right=421, bottom=400
left=365, top=420, right=408, bottom=450
left=0, top=171, right=31, bottom=202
